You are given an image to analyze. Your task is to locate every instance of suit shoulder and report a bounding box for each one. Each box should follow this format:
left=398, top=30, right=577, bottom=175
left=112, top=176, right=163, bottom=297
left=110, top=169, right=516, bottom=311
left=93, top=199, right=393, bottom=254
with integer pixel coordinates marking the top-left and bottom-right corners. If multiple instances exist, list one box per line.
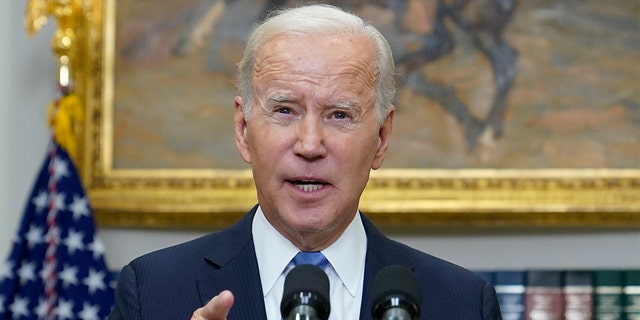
left=128, top=232, right=221, bottom=269
left=127, top=212, right=254, bottom=270
left=374, top=236, right=487, bottom=286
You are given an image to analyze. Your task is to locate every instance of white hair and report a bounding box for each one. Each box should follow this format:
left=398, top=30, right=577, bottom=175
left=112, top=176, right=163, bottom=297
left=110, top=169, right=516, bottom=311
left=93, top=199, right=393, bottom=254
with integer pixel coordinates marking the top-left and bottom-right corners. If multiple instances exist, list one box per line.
left=236, top=4, right=396, bottom=124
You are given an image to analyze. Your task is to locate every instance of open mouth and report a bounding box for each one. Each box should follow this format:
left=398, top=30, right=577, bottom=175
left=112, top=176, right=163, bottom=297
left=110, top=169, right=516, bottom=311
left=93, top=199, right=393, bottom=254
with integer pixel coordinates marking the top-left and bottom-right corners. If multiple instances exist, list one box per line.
left=291, top=180, right=325, bottom=192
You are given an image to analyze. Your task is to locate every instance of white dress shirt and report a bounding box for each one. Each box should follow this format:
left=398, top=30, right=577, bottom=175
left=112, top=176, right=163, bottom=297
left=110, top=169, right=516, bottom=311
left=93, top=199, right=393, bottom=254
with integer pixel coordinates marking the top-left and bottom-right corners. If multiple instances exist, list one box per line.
left=252, top=206, right=367, bottom=320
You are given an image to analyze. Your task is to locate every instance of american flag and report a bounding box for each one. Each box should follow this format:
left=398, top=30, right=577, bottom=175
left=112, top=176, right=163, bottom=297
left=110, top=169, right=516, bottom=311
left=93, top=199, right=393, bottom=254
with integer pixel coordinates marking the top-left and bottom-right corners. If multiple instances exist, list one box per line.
left=0, top=141, right=114, bottom=319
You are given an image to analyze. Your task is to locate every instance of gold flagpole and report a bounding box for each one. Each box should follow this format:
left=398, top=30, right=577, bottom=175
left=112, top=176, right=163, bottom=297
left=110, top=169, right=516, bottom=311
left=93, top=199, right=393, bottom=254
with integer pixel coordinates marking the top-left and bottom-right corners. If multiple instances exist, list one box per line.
left=25, top=0, right=86, bottom=164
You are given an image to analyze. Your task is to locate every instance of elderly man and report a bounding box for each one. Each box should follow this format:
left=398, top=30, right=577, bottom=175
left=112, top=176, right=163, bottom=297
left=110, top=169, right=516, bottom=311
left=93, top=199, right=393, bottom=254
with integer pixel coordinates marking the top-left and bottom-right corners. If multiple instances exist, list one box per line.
left=109, top=4, right=501, bottom=320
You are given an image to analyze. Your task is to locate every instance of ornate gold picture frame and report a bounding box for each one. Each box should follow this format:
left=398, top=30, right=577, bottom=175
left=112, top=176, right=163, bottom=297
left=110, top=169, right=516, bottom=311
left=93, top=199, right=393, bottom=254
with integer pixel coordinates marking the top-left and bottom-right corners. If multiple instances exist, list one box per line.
left=36, top=0, right=639, bottom=229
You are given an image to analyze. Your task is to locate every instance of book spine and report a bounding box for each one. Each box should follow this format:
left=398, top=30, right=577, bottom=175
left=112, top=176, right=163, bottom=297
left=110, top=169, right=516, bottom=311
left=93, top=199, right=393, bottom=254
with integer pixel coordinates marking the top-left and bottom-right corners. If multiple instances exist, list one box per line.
left=592, top=270, right=622, bottom=320
left=623, top=270, right=640, bottom=320
left=564, top=271, right=593, bottom=320
left=495, top=271, right=526, bottom=320
left=525, top=271, right=564, bottom=320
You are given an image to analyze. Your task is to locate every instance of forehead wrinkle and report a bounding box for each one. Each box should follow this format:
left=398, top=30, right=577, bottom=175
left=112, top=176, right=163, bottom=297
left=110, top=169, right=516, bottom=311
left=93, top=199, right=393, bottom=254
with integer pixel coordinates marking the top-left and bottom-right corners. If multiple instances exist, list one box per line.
left=253, top=60, right=286, bottom=84
left=252, top=33, right=379, bottom=112
left=321, top=54, right=378, bottom=91
left=337, top=35, right=380, bottom=91
left=254, top=36, right=379, bottom=87
left=253, top=46, right=292, bottom=83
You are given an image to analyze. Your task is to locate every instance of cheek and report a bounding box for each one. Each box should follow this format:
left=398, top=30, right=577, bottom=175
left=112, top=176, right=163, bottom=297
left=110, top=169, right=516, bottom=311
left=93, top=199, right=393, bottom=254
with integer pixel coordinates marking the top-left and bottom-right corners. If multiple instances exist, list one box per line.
left=246, top=125, right=289, bottom=162
left=344, top=131, right=381, bottom=161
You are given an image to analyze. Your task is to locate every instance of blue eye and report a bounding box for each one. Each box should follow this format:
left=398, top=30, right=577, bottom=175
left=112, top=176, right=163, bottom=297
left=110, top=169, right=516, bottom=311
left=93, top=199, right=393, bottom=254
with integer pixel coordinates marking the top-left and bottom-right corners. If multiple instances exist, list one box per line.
left=332, top=111, right=349, bottom=119
left=275, top=107, right=292, bottom=114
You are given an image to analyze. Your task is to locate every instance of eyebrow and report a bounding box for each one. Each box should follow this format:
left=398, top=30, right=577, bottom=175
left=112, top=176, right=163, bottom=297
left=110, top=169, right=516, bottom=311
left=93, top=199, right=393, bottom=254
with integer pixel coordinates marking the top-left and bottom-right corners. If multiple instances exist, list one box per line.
left=267, top=93, right=359, bottom=111
left=333, top=100, right=358, bottom=110
left=268, top=93, right=291, bottom=103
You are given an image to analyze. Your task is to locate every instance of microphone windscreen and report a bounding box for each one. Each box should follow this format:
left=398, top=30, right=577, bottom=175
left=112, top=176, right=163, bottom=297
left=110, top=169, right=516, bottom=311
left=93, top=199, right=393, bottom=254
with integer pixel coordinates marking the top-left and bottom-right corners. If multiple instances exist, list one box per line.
left=371, top=265, right=421, bottom=317
left=281, top=264, right=330, bottom=318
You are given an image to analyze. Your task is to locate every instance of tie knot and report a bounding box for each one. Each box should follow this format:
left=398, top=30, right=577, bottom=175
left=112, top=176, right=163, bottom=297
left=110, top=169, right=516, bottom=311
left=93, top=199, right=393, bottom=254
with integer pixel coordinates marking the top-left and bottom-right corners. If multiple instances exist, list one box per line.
left=292, top=251, right=329, bottom=269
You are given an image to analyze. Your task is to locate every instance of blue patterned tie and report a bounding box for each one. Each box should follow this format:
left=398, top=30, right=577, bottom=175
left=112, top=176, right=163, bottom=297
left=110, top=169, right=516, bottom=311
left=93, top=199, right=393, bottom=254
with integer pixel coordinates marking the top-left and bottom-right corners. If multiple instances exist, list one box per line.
left=282, top=252, right=330, bottom=320
left=292, top=251, right=329, bottom=270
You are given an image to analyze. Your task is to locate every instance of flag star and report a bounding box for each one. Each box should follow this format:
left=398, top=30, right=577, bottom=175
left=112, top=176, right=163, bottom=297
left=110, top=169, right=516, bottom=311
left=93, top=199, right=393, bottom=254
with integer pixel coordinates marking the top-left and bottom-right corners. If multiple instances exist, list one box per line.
left=63, top=229, right=85, bottom=254
left=8, top=295, right=30, bottom=318
left=88, top=238, right=105, bottom=260
left=59, top=264, right=79, bottom=288
left=55, top=298, right=74, bottom=320
left=69, top=194, right=91, bottom=220
left=17, top=262, right=37, bottom=285
left=35, top=298, right=48, bottom=318
left=50, top=191, right=67, bottom=212
left=79, top=302, right=100, bottom=320
left=0, top=260, right=14, bottom=281
left=83, top=268, right=107, bottom=295
left=51, top=155, right=70, bottom=183
left=25, top=224, right=44, bottom=249
left=32, top=190, right=49, bottom=213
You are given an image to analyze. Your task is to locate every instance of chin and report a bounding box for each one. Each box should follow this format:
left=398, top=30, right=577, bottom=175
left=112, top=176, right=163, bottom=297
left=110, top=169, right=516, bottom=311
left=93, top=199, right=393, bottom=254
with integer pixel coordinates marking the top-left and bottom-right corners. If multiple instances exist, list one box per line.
left=284, top=210, right=332, bottom=231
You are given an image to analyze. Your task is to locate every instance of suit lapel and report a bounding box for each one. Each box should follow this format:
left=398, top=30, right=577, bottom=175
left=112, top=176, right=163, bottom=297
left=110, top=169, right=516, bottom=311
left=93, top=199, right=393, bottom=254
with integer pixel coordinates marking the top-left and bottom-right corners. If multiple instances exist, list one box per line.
left=359, top=216, right=386, bottom=320
left=195, top=206, right=267, bottom=319
left=360, top=250, right=385, bottom=320
left=359, top=214, right=418, bottom=320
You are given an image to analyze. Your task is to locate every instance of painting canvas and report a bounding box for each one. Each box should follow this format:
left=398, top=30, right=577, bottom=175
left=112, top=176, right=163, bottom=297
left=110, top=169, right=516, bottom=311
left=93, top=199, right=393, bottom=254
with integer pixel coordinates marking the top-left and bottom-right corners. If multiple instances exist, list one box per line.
left=55, top=0, right=639, bottom=228
left=112, top=0, right=639, bottom=171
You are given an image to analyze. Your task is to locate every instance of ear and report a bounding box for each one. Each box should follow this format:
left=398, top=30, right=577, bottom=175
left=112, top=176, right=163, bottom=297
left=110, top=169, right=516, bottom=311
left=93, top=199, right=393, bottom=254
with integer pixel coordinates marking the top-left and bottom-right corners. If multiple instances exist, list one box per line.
left=234, top=96, right=252, bottom=164
left=371, top=106, right=395, bottom=170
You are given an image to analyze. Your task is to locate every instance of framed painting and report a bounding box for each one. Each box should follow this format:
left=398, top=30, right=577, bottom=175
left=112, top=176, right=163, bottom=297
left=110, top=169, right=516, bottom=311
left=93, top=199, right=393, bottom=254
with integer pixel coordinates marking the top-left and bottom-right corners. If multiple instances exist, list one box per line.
left=52, top=0, right=640, bottom=228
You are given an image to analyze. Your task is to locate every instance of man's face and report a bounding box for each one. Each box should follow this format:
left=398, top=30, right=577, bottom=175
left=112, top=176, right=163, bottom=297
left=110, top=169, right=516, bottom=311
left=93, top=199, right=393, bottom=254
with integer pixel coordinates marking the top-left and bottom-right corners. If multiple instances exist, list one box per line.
left=234, top=32, right=394, bottom=250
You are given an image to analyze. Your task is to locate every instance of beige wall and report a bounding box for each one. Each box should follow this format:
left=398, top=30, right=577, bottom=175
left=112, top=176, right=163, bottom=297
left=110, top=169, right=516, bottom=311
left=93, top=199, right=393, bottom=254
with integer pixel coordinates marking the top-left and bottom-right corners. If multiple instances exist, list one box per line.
left=1, top=1, right=638, bottom=273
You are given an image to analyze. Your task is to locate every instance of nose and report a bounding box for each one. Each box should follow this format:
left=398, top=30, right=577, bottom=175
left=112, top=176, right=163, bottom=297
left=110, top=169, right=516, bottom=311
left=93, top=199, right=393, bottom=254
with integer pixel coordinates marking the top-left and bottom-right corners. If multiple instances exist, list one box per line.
left=293, top=116, right=327, bottom=160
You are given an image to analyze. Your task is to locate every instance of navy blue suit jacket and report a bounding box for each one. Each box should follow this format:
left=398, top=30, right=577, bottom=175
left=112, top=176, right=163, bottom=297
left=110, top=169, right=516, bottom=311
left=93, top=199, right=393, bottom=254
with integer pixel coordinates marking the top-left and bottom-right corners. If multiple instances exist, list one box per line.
left=109, top=206, right=501, bottom=319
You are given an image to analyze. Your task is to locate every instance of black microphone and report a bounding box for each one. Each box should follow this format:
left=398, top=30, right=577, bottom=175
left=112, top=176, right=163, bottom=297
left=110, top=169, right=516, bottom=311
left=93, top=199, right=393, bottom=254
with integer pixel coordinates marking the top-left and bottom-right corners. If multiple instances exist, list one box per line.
left=281, top=264, right=331, bottom=320
left=371, top=265, right=421, bottom=320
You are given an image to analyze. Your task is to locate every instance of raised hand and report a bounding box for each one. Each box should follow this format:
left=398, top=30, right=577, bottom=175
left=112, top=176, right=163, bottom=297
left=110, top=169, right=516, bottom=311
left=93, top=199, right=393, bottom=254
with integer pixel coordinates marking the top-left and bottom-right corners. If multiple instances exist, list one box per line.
left=191, top=290, right=235, bottom=320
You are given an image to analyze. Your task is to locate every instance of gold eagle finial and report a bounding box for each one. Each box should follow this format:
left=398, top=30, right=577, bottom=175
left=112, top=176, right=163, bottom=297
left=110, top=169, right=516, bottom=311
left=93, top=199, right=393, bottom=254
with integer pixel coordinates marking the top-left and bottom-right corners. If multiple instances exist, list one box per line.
left=25, top=0, right=87, bottom=162
left=25, top=0, right=84, bottom=56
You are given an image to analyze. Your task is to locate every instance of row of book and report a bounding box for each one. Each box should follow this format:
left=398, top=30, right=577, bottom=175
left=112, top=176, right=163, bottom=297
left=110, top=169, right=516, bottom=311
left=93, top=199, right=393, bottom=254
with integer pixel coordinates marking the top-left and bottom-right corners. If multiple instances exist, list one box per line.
left=474, top=269, right=640, bottom=320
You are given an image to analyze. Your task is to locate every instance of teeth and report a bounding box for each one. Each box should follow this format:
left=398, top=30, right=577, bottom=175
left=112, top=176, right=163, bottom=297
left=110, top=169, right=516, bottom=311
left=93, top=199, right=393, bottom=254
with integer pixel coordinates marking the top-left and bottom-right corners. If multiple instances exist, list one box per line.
left=295, top=183, right=323, bottom=192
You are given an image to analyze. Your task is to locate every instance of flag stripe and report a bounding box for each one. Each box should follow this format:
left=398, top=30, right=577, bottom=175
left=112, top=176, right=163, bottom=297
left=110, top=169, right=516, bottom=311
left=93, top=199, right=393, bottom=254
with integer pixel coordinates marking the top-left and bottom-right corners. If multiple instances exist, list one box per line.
left=45, top=144, right=59, bottom=320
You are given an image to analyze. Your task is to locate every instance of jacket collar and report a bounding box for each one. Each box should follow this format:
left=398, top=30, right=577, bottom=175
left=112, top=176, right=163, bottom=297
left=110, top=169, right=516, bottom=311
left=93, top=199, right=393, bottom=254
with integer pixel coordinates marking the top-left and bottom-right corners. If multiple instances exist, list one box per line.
left=359, top=214, right=418, bottom=320
left=196, top=205, right=267, bottom=319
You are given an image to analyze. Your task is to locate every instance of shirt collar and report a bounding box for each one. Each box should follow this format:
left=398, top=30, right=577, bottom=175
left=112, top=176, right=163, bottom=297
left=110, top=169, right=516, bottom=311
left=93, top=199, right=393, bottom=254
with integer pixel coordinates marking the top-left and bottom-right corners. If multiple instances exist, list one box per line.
left=252, top=206, right=367, bottom=298
left=322, top=211, right=367, bottom=297
left=252, top=206, right=299, bottom=297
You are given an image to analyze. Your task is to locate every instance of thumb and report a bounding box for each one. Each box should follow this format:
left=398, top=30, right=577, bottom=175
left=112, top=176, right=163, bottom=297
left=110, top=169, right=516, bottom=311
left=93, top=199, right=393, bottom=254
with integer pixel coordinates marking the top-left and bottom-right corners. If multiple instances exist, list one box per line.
left=191, top=290, right=235, bottom=320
